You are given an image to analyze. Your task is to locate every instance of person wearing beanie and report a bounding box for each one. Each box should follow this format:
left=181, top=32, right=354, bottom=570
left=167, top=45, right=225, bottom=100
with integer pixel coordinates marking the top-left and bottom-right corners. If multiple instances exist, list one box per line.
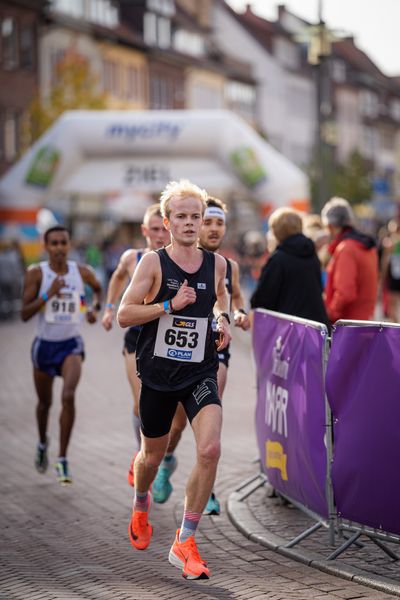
left=321, top=197, right=378, bottom=323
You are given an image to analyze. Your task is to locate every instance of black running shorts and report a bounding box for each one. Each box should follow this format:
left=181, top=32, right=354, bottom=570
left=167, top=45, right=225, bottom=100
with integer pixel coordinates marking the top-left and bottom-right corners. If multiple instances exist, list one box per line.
left=139, top=377, right=221, bottom=438
left=123, top=327, right=141, bottom=355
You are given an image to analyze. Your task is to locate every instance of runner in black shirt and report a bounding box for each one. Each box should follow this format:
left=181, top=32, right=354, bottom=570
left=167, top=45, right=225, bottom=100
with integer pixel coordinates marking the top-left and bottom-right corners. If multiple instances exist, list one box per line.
left=152, top=197, right=250, bottom=513
left=118, top=180, right=231, bottom=580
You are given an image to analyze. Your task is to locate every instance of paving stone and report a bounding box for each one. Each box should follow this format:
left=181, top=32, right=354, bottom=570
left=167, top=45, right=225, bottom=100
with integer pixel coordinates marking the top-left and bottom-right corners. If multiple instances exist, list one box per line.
left=0, top=320, right=398, bottom=599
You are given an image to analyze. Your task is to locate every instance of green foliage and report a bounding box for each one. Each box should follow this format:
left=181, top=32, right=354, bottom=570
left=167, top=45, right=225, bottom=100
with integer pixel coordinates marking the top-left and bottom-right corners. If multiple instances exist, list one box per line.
left=308, top=150, right=372, bottom=210
left=329, top=151, right=372, bottom=205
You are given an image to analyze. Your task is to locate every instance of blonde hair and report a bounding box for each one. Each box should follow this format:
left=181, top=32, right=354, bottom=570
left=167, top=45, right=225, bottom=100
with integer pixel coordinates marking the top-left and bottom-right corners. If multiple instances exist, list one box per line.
left=269, top=207, right=303, bottom=243
left=303, top=213, right=323, bottom=241
left=143, top=203, right=162, bottom=226
left=160, top=179, right=208, bottom=218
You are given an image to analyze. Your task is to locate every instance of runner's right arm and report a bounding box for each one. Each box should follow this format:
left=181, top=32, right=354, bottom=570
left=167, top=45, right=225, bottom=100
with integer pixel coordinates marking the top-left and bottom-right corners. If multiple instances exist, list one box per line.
left=117, top=252, right=196, bottom=328
left=117, top=252, right=166, bottom=327
left=21, top=265, right=65, bottom=322
left=102, top=250, right=135, bottom=331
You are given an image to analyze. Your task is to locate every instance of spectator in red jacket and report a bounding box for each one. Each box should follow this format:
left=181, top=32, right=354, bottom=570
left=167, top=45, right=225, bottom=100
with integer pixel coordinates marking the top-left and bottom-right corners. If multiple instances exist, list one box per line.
left=321, top=197, right=378, bottom=323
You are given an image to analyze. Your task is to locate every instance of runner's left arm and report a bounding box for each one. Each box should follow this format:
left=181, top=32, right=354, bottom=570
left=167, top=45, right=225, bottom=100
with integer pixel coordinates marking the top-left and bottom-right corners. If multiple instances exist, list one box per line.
left=214, top=254, right=231, bottom=351
left=102, top=250, right=134, bottom=331
left=79, top=264, right=103, bottom=324
left=230, top=259, right=250, bottom=331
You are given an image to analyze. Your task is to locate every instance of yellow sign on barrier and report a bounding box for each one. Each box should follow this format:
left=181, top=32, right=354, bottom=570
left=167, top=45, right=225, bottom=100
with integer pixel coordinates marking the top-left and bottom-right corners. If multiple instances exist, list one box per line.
left=266, top=440, right=288, bottom=481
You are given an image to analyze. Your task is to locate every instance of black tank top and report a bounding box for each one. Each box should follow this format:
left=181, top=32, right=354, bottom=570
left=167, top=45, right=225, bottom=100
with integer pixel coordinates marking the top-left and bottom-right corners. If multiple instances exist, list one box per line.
left=136, top=247, right=218, bottom=391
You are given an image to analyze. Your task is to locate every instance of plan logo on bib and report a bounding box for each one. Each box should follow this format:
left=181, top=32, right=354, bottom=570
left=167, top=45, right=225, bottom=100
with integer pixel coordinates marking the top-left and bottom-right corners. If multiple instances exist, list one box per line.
left=167, top=349, right=192, bottom=360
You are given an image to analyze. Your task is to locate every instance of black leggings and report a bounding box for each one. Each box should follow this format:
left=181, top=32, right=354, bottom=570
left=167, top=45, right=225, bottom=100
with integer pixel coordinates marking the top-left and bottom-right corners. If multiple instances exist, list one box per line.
left=139, top=378, right=221, bottom=438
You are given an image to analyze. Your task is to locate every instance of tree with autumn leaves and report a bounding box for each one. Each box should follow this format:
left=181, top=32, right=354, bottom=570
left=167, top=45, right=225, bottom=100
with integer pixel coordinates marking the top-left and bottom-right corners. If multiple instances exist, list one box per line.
left=26, top=47, right=106, bottom=146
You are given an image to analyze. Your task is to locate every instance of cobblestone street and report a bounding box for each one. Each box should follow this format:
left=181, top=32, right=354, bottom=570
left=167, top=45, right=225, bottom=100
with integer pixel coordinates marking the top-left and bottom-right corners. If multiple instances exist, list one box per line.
left=0, top=319, right=397, bottom=599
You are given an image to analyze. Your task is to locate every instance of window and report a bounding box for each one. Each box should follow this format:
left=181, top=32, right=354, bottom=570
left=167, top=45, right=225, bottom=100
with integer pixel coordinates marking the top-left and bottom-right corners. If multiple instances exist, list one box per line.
left=126, top=66, right=138, bottom=101
left=146, top=0, right=175, bottom=17
left=102, top=59, right=120, bottom=96
left=173, top=29, right=204, bottom=57
left=4, top=111, right=19, bottom=161
left=2, top=17, right=18, bottom=70
left=0, top=112, right=4, bottom=160
left=150, top=75, right=159, bottom=108
left=359, top=89, right=379, bottom=118
left=331, top=60, right=346, bottom=83
left=381, top=129, right=394, bottom=151
left=288, top=84, right=313, bottom=119
left=390, top=99, right=400, bottom=122
left=274, top=37, right=299, bottom=70
left=225, top=81, right=256, bottom=120
left=158, top=17, right=170, bottom=49
left=88, top=0, right=118, bottom=27
left=20, top=24, right=34, bottom=70
left=150, top=74, right=174, bottom=109
left=52, top=0, right=84, bottom=18
left=52, top=0, right=118, bottom=27
left=144, top=12, right=170, bottom=48
left=144, top=12, right=157, bottom=45
left=50, top=48, right=65, bottom=85
left=360, top=125, right=377, bottom=159
left=192, top=83, right=223, bottom=109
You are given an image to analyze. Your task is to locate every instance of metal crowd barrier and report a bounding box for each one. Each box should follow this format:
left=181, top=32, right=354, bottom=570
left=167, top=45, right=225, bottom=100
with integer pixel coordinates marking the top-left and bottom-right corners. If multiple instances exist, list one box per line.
left=251, top=311, right=400, bottom=561
left=325, top=319, right=400, bottom=560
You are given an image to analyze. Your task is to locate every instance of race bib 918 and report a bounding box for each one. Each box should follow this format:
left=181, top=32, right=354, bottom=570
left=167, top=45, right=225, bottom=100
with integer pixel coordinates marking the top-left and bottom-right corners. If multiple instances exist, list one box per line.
left=44, top=291, right=81, bottom=324
left=153, top=313, right=208, bottom=363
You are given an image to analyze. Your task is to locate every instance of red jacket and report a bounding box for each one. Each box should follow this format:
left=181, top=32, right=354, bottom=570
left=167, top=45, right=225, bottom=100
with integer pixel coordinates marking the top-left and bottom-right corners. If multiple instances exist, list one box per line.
left=324, top=229, right=378, bottom=323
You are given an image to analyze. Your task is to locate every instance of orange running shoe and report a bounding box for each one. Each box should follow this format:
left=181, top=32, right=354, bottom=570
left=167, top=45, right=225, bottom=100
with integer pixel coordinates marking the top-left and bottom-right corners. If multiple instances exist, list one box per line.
left=168, top=529, right=210, bottom=580
left=127, top=451, right=138, bottom=487
left=128, top=508, right=152, bottom=550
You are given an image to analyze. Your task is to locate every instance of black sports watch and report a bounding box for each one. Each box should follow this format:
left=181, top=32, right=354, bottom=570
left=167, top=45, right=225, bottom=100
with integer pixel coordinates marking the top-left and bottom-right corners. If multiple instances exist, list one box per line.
left=217, top=312, right=231, bottom=324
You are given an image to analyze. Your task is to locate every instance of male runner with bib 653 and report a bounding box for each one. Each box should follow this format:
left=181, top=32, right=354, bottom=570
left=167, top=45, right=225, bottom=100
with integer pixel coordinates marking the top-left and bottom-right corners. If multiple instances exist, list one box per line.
left=118, top=179, right=231, bottom=580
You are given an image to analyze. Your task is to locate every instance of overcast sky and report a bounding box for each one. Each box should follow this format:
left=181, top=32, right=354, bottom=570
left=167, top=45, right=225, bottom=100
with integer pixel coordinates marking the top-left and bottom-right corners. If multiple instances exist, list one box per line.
left=226, top=0, right=400, bottom=77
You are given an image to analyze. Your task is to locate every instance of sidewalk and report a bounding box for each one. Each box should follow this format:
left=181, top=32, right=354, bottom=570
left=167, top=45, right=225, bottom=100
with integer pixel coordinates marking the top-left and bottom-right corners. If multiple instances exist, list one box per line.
left=228, top=481, right=400, bottom=598
left=0, top=318, right=398, bottom=600
left=228, top=329, right=400, bottom=598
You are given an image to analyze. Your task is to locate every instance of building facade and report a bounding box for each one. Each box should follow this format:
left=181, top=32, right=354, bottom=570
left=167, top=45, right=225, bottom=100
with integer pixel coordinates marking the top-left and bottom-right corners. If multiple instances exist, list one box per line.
left=0, top=0, right=45, bottom=176
left=213, top=1, right=316, bottom=169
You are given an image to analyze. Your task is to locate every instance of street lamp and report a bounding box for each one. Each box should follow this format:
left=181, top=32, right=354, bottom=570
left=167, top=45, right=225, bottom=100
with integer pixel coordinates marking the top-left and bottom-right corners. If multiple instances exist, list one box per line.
left=297, top=0, right=335, bottom=211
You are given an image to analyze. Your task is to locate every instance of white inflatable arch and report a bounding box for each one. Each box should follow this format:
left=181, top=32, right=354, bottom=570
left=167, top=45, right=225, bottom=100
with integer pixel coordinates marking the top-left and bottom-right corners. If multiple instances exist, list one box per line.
left=0, top=109, right=309, bottom=213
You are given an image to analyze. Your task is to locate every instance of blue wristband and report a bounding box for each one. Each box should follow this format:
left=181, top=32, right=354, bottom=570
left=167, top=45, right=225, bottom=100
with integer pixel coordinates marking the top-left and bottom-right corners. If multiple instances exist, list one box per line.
left=41, top=292, right=49, bottom=302
left=163, top=299, right=169, bottom=313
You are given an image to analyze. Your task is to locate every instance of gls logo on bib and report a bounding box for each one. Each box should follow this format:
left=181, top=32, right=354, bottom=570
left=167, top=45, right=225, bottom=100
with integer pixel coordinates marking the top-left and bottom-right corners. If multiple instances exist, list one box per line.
left=172, top=317, right=196, bottom=329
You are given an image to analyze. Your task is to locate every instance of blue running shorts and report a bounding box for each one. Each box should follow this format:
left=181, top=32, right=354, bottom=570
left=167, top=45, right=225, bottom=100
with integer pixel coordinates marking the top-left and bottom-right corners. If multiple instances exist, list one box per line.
left=31, top=336, right=84, bottom=376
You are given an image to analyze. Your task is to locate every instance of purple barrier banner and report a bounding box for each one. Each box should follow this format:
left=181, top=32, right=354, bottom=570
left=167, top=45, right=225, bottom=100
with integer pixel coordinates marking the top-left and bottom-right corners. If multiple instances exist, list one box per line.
left=253, top=310, right=328, bottom=517
left=326, top=325, right=400, bottom=536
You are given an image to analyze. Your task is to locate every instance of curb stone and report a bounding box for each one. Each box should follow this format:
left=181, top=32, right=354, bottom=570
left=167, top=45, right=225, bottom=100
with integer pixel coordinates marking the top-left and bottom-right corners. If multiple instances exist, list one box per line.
left=228, top=489, right=400, bottom=598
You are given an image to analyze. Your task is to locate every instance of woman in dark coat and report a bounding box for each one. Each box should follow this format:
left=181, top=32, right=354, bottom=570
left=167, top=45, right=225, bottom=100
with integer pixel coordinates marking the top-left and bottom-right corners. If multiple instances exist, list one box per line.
left=250, top=207, right=330, bottom=329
